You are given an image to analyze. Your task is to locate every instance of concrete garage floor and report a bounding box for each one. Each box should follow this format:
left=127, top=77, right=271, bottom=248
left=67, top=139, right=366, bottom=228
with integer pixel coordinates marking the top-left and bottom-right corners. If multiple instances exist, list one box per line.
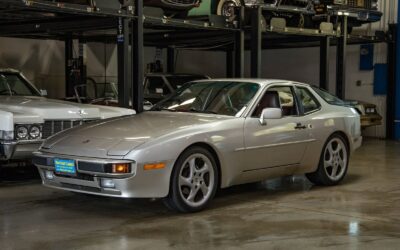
left=1, top=139, right=400, bottom=250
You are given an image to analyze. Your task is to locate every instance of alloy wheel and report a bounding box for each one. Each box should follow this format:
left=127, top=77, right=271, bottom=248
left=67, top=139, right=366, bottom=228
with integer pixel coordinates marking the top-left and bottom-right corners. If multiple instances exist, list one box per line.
left=323, top=138, right=348, bottom=182
left=178, top=153, right=215, bottom=208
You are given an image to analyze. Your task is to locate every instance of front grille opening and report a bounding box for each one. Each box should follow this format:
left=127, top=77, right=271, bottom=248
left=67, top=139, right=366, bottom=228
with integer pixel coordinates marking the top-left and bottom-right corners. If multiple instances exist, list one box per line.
left=347, top=0, right=372, bottom=9
left=42, top=120, right=95, bottom=139
left=55, top=172, right=95, bottom=181
left=61, top=183, right=101, bottom=193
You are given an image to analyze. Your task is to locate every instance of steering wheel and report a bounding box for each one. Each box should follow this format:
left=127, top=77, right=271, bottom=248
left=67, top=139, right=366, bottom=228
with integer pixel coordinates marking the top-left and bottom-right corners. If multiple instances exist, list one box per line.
left=0, top=89, right=17, bottom=95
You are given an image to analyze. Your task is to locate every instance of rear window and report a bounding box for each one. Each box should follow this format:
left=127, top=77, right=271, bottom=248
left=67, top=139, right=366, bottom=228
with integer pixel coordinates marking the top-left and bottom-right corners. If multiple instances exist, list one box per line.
left=312, top=86, right=345, bottom=106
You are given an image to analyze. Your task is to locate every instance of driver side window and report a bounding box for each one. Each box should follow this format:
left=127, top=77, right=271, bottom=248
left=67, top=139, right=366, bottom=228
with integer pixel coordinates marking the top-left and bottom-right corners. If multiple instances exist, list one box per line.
left=252, top=86, right=298, bottom=117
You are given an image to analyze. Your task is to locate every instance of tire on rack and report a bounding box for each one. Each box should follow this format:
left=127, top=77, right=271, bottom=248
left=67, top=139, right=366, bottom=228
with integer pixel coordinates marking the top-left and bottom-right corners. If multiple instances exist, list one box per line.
left=163, top=146, right=219, bottom=213
left=215, top=0, right=244, bottom=20
left=306, top=133, right=350, bottom=186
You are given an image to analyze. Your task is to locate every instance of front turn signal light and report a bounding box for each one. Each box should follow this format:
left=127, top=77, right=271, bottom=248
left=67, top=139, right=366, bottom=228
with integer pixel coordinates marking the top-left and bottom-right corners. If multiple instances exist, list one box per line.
left=112, top=163, right=131, bottom=174
left=144, top=162, right=166, bottom=171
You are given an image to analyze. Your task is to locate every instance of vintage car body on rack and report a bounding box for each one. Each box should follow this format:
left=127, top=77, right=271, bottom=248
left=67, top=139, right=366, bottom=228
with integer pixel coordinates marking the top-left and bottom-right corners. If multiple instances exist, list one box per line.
left=0, top=69, right=135, bottom=163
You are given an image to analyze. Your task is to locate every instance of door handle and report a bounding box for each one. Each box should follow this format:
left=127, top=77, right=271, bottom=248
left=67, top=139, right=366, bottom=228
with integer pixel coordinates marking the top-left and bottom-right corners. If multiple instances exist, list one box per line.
left=295, top=123, right=307, bottom=130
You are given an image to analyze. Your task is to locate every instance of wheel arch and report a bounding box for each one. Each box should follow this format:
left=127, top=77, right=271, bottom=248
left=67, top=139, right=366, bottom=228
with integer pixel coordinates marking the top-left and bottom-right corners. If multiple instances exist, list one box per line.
left=330, top=130, right=351, bottom=152
left=181, top=142, right=223, bottom=189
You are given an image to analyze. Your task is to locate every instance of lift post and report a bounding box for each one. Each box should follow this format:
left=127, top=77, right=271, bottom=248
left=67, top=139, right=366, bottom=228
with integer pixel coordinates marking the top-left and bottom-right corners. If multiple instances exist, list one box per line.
left=132, top=0, right=144, bottom=113
left=336, top=15, right=348, bottom=99
left=226, top=50, right=234, bottom=78
left=167, top=47, right=175, bottom=73
left=320, top=36, right=330, bottom=90
left=387, top=24, right=396, bottom=139
left=234, top=6, right=245, bottom=78
left=395, top=4, right=400, bottom=140
left=65, top=36, right=74, bottom=98
left=250, top=6, right=262, bottom=78
left=117, top=17, right=131, bottom=109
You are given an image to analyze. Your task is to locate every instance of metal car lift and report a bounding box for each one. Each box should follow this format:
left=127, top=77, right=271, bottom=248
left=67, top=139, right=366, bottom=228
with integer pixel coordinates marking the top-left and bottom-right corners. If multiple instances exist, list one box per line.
left=0, top=0, right=386, bottom=113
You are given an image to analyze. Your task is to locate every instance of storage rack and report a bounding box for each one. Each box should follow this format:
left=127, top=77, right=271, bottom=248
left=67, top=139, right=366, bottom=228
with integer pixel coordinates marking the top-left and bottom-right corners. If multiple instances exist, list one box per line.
left=0, top=0, right=387, bottom=113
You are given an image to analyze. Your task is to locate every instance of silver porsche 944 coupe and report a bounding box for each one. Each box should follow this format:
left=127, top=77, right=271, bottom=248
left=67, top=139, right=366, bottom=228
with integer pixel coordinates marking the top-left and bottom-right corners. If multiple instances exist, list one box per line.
left=33, top=79, right=362, bottom=212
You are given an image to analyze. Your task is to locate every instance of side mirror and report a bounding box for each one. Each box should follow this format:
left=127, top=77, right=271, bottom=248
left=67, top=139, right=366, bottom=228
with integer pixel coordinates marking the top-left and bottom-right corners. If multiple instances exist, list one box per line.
left=40, top=89, right=48, bottom=96
left=259, top=108, right=282, bottom=125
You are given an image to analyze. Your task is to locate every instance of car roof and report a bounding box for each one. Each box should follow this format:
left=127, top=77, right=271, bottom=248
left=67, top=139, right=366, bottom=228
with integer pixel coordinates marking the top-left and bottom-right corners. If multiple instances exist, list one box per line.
left=192, top=78, right=311, bottom=87
left=0, top=68, right=20, bottom=74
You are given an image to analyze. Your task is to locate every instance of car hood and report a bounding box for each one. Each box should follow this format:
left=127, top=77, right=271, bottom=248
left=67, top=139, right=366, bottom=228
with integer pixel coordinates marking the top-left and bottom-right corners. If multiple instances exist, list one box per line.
left=0, top=96, right=134, bottom=122
left=41, top=111, right=233, bottom=158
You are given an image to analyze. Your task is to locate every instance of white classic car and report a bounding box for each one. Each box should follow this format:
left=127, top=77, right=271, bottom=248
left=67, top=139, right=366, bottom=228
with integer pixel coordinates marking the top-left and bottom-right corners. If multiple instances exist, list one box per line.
left=0, top=69, right=135, bottom=162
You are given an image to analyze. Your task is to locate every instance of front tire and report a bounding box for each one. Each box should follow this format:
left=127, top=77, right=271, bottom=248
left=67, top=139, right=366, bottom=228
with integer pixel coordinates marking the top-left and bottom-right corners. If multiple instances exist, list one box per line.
left=163, top=146, right=219, bottom=213
left=306, top=134, right=349, bottom=186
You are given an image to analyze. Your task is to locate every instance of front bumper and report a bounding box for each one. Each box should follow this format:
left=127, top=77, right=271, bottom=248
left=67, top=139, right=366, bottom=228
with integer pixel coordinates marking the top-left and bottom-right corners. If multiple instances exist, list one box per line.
left=361, top=114, right=383, bottom=128
left=33, top=152, right=173, bottom=198
left=0, top=140, right=42, bottom=161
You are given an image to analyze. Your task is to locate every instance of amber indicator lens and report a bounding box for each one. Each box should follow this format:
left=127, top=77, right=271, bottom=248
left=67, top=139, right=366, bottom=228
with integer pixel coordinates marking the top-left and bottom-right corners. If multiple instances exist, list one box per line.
left=112, top=163, right=131, bottom=173
left=144, top=163, right=166, bottom=171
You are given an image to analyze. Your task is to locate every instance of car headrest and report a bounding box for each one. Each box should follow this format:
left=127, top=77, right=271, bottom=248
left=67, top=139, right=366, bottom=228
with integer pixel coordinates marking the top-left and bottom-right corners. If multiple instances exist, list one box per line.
left=253, top=91, right=281, bottom=117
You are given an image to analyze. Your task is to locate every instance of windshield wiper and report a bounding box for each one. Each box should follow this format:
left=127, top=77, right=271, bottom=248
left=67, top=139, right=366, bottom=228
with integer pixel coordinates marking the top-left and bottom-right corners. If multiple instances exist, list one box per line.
left=154, top=107, right=177, bottom=112
left=189, top=108, right=217, bottom=114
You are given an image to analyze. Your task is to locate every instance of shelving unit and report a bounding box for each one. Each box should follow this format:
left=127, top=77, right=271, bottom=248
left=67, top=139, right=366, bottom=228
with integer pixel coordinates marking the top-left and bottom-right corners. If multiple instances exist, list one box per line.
left=0, top=0, right=387, bottom=112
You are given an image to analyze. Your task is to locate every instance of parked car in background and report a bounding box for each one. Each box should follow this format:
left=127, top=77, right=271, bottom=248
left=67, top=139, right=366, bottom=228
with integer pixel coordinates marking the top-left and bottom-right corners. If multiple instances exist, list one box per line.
left=311, top=86, right=382, bottom=129
left=0, top=69, right=135, bottom=163
left=34, top=79, right=361, bottom=212
left=344, top=100, right=382, bottom=128
left=144, top=73, right=210, bottom=104
left=70, top=73, right=210, bottom=109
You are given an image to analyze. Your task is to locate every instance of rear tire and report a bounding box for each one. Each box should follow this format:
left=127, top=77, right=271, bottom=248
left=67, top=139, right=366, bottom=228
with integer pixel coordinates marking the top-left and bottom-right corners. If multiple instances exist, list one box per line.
left=306, top=133, right=349, bottom=186
left=163, top=146, right=219, bottom=213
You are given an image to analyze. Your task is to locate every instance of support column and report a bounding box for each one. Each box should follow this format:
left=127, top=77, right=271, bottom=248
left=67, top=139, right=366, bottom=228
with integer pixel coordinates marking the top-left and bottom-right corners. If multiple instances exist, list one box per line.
left=395, top=5, right=400, bottom=140
left=65, top=36, right=74, bottom=98
left=320, top=36, right=330, bottom=90
left=234, top=6, right=245, bottom=78
left=79, top=40, right=87, bottom=90
left=250, top=7, right=262, bottom=78
left=132, top=0, right=144, bottom=113
left=226, top=50, right=233, bottom=78
left=336, top=15, right=348, bottom=99
left=117, top=17, right=131, bottom=108
left=387, top=24, right=396, bottom=139
left=167, top=47, right=175, bottom=73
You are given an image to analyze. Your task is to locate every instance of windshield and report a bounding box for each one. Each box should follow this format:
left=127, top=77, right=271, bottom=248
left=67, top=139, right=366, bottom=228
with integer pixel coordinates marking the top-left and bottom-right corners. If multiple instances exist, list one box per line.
left=0, top=73, right=40, bottom=96
left=152, top=81, right=260, bottom=116
left=166, top=75, right=208, bottom=90
left=312, top=86, right=345, bottom=106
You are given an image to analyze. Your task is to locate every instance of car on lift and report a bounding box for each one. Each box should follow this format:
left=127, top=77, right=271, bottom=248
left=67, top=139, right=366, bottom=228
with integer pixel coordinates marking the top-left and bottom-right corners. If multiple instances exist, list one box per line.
left=48, top=0, right=201, bottom=17
left=70, top=73, right=210, bottom=108
left=34, top=79, right=362, bottom=212
left=0, top=69, right=135, bottom=163
left=191, top=0, right=381, bottom=30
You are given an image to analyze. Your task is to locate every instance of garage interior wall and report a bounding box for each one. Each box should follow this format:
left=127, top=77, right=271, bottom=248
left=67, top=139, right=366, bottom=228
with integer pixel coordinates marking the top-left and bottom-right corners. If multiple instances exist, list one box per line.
left=0, top=1, right=397, bottom=139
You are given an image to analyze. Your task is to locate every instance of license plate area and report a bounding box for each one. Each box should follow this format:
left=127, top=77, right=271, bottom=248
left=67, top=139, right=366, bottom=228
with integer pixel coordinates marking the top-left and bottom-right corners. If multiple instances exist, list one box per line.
left=54, top=158, right=77, bottom=176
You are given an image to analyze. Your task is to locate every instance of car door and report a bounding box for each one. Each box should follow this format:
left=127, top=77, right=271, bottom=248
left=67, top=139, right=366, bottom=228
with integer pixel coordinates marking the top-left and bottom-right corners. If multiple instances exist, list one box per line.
left=243, top=85, right=314, bottom=172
